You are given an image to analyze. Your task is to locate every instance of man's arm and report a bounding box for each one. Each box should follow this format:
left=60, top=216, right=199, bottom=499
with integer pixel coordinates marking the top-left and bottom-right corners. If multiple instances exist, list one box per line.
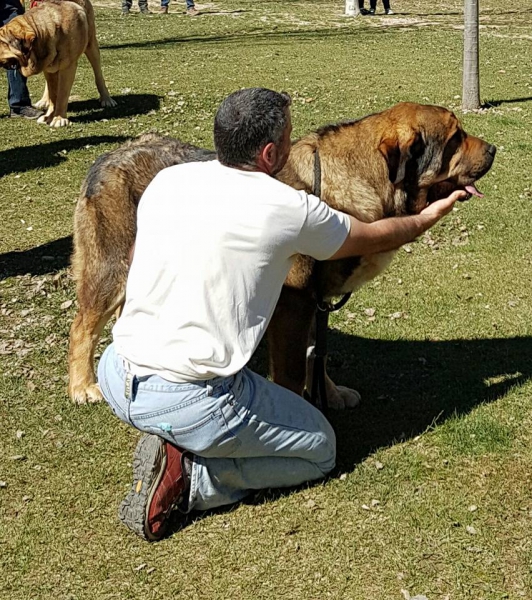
left=328, top=190, right=467, bottom=260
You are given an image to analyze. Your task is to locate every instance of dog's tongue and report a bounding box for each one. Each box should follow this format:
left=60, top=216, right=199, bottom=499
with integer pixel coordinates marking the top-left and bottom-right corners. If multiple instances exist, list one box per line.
left=465, top=184, right=484, bottom=198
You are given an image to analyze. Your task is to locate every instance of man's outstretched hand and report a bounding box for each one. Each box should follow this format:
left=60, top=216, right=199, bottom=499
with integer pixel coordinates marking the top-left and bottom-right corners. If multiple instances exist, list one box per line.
left=420, top=190, right=468, bottom=222
left=330, top=190, right=471, bottom=260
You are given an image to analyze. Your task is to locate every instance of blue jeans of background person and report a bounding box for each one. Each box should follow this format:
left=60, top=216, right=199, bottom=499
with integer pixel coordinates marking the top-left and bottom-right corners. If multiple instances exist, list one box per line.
left=98, top=343, right=336, bottom=512
left=1, top=3, right=32, bottom=110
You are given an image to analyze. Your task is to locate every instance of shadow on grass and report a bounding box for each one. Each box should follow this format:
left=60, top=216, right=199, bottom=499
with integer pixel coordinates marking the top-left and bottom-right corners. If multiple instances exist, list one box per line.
left=0, top=235, right=73, bottom=279
left=100, top=26, right=399, bottom=52
left=67, top=93, right=161, bottom=124
left=0, top=135, right=127, bottom=178
left=168, top=332, right=532, bottom=534
left=485, top=96, right=532, bottom=107
left=325, top=332, right=532, bottom=468
left=414, top=10, right=531, bottom=16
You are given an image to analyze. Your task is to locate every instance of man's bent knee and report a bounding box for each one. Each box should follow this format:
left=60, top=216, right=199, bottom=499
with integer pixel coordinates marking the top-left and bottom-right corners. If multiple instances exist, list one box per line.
left=314, top=428, right=336, bottom=476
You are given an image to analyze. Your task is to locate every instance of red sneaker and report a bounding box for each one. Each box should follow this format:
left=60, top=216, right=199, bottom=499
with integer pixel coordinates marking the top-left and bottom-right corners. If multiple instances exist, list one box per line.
left=119, top=434, right=191, bottom=541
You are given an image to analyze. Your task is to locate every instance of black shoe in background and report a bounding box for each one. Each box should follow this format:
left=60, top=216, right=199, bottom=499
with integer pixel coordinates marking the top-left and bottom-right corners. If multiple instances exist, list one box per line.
left=10, top=106, right=45, bottom=120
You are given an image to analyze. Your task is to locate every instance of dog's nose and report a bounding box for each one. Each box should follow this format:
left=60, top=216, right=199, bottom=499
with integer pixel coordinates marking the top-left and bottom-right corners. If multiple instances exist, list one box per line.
left=487, top=144, right=497, bottom=156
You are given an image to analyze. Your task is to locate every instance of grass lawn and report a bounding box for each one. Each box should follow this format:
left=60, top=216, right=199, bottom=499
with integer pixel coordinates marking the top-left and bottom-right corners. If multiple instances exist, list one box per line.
left=1, top=0, right=532, bottom=598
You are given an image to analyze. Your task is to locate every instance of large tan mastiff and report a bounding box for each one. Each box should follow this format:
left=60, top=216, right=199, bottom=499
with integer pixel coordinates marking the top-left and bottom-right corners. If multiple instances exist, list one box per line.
left=0, top=0, right=117, bottom=127
left=67, top=104, right=496, bottom=407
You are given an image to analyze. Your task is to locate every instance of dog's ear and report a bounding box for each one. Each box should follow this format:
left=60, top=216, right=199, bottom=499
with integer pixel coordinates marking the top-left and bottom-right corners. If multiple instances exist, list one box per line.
left=0, top=23, right=36, bottom=67
left=379, top=133, right=424, bottom=184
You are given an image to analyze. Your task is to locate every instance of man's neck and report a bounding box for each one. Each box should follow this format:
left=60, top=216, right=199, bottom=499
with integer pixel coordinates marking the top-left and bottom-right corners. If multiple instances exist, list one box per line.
left=220, top=161, right=272, bottom=176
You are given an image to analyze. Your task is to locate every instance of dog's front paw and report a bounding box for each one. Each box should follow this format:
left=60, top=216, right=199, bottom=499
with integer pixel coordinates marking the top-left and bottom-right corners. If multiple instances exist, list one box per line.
left=327, top=385, right=362, bottom=410
left=50, top=116, right=71, bottom=128
left=100, top=96, right=117, bottom=108
left=70, top=383, right=104, bottom=405
left=37, top=114, right=52, bottom=125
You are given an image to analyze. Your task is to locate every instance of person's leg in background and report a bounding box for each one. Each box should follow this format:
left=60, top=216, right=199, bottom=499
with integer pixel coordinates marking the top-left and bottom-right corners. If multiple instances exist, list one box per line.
left=138, top=0, right=150, bottom=14
left=185, top=0, right=200, bottom=16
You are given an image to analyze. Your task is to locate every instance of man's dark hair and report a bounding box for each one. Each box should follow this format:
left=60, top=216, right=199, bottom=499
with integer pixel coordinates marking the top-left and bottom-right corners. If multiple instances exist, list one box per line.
left=214, top=88, right=292, bottom=167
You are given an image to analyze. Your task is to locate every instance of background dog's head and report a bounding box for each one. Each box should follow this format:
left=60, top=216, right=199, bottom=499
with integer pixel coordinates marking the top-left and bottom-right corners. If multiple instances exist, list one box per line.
left=0, top=19, right=36, bottom=70
left=378, top=103, right=496, bottom=213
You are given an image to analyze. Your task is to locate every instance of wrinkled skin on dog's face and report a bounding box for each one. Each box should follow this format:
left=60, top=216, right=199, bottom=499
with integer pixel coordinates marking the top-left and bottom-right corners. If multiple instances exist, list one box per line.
left=0, top=53, right=20, bottom=69
left=378, top=104, right=496, bottom=214
left=426, top=126, right=497, bottom=204
left=0, top=20, right=36, bottom=71
left=0, top=40, right=22, bottom=70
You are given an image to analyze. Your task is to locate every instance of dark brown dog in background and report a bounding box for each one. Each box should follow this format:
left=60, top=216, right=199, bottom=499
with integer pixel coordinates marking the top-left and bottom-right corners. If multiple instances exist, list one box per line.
left=68, top=103, right=496, bottom=407
left=0, top=0, right=116, bottom=127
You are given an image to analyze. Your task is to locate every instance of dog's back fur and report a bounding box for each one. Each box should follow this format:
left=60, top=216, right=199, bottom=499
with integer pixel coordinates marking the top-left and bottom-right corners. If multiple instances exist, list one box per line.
left=73, top=133, right=214, bottom=304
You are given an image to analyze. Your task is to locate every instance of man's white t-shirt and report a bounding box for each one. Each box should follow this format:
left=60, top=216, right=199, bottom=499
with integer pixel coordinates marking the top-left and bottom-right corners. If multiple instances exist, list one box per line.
left=112, top=160, right=350, bottom=382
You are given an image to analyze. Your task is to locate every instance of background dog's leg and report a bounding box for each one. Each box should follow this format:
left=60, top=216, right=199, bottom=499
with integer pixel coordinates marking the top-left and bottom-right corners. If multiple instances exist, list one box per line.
left=84, top=40, right=117, bottom=108
left=48, top=62, right=78, bottom=128
left=34, top=81, right=50, bottom=110
left=268, top=287, right=315, bottom=397
left=37, top=72, right=58, bottom=125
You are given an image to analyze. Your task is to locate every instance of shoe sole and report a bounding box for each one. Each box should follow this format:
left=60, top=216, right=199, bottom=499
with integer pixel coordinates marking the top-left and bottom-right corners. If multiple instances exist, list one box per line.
left=118, top=434, right=167, bottom=542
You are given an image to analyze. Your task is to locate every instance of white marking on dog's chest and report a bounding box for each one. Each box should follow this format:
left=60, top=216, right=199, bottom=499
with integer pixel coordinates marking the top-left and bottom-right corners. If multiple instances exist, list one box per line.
left=340, top=251, right=397, bottom=294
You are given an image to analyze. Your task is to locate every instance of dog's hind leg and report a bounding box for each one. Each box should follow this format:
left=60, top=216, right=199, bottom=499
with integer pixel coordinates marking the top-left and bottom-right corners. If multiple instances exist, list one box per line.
left=34, top=81, right=50, bottom=110
left=68, top=291, right=125, bottom=405
left=84, top=39, right=117, bottom=108
left=68, top=208, right=131, bottom=404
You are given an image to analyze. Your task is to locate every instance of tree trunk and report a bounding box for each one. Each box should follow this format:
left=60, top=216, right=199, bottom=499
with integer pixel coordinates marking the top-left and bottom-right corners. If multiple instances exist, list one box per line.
left=462, top=0, right=481, bottom=110
left=345, top=0, right=361, bottom=16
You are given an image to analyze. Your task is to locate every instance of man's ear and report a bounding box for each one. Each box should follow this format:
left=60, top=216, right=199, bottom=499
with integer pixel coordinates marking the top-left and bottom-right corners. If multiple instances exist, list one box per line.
left=264, top=141, right=277, bottom=164
left=379, top=132, right=423, bottom=184
left=257, top=141, right=278, bottom=174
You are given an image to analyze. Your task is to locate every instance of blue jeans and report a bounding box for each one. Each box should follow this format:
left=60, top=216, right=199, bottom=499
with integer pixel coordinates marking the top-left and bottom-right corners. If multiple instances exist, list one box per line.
left=7, top=68, right=31, bottom=109
left=1, top=6, right=31, bottom=109
left=98, top=343, right=336, bottom=511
